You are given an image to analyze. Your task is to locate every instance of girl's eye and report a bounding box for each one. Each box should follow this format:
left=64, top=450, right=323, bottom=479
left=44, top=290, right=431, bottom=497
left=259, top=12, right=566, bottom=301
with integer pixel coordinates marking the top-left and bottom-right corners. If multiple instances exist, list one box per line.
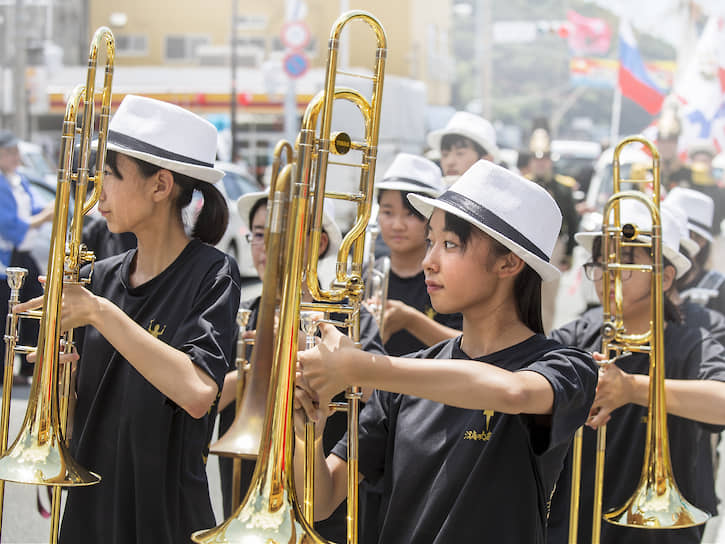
left=444, top=240, right=458, bottom=250
left=425, top=238, right=433, bottom=248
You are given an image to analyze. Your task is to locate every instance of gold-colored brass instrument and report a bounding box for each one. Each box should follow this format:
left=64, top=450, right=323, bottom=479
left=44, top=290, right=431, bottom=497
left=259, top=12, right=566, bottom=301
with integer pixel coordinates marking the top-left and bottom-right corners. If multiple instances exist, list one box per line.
left=192, top=10, right=386, bottom=544
left=0, top=27, right=114, bottom=544
left=363, top=224, right=390, bottom=339
left=209, top=140, right=295, bottom=464
left=567, top=136, right=709, bottom=543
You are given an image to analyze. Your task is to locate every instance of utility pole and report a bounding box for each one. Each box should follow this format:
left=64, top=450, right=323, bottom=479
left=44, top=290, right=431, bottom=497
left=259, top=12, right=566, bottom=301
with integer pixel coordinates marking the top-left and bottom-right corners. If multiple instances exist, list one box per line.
left=475, top=0, right=493, bottom=120
left=13, top=0, right=27, bottom=139
left=230, top=0, right=238, bottom=162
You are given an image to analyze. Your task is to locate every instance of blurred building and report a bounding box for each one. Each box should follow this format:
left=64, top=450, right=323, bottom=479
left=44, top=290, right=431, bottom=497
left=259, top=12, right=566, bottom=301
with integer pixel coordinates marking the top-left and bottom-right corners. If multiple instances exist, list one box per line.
left=88, top=0, right=452, bottom=105
left=29, top=0, right=453, bottom=175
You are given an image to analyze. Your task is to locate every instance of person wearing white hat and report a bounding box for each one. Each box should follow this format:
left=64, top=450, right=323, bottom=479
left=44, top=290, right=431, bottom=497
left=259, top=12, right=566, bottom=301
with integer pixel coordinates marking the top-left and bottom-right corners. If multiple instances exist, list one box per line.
left=15, top=95, right=242, bottom=543
left=370, top=153, right=461, bottom=356
left=546, top=200, right=725, bottom=544
left=215, top=190, right=385, bottom=542
left=427, top=111, right=500, bottom=185
left=294, top=160, right=598, bottom=543
left=667, top=187, right=725, bottom=317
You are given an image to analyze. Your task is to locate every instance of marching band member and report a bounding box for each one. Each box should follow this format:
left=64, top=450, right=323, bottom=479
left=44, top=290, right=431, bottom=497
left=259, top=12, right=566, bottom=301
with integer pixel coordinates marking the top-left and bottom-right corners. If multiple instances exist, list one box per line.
left=15, top=95, right=241, bottom=543
left=216, top=190, right=385, bottom=542
left=668, top=187, right=725, bottom=318
left=295, top=160, right=598, bottom=543
left=546, top=202, right=725, bottom=544
left=427, top=111, right=499, bottom=185
left=370, top=153, right=461, bottom=355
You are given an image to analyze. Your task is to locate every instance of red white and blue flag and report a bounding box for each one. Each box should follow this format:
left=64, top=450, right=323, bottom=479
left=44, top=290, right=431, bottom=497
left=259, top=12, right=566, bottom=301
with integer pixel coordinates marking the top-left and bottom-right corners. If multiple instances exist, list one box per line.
left=618, top=20, right=666, bottom=115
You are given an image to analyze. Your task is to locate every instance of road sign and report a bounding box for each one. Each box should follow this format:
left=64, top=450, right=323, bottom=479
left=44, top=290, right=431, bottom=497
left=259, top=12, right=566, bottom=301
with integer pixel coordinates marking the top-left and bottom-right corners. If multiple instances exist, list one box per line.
left=281, top=21, right=311, bottom=50
left=283, top=52, right=309, bottom=79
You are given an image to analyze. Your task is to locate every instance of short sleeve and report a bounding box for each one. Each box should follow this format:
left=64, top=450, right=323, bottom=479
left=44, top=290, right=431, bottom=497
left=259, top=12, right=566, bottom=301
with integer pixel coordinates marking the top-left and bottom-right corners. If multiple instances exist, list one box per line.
left=172, top=257, right=241, bottom=392
left=358, top=305, right=386, bottom=356
left=520, top=347, right=597, bottom=452
left=330, top=389, right=392, bottom=484
left=692, top=330, right=725, bottom=433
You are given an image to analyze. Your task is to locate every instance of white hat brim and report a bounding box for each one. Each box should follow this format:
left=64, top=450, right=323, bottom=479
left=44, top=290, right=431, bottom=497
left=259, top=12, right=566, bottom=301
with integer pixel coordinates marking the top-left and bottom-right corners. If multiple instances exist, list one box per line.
left=688, top=223, right=713, bottom=243
left=376, top=180, right=441, bottom=198
left=106, top=142, right=224, bottom=184
left=574, top=231, right=691, bottom=279
left=408, top=193, right=560, bottom=282
left=427, top=126, right=500, bottom=164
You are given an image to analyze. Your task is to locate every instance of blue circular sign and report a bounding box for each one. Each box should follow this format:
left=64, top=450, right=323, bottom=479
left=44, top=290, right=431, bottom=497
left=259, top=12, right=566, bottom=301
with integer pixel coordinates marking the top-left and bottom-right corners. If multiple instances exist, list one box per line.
left=283, top=52, right=309, bottom=79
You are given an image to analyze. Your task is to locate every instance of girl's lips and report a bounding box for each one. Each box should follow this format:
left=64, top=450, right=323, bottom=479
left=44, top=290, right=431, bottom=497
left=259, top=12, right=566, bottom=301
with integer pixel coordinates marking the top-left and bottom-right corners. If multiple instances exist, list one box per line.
left=426, top=280, right=442, bottom=293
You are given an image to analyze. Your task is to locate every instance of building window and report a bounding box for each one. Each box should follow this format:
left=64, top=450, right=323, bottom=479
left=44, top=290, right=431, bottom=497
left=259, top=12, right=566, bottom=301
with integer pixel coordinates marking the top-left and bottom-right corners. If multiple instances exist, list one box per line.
left=115, top=34, right=148, bottom=57
left=164, top=34, right=211, bottom=62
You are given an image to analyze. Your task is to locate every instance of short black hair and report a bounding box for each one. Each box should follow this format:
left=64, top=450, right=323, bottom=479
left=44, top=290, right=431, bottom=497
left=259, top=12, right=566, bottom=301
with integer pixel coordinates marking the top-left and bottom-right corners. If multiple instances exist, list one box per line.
left=377, top=189, right=425, bottom=220
left=440, top=134, right=487, bottom=158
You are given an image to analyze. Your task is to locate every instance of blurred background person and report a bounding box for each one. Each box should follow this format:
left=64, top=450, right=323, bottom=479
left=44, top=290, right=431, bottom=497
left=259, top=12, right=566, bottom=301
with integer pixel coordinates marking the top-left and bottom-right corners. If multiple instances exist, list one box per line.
left=0, top=129, right=53, bottom=385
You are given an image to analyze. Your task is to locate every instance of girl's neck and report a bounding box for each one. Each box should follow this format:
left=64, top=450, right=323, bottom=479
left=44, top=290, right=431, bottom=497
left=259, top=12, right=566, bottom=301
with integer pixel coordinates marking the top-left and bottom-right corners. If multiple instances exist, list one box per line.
left=389, top=246, right=427, bottom=278
left=130, top=216, right=190, bottom=287
left=460, top=294, right=534, bottom=359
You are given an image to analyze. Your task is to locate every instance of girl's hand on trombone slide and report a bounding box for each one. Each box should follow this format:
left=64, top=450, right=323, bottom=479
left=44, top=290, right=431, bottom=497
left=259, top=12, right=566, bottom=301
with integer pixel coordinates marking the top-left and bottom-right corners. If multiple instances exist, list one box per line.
left=297, top=322, right=356, bottom=404
left=587, top=351, right=635, bottom=429
left=13, top=276, right=103, bottom=331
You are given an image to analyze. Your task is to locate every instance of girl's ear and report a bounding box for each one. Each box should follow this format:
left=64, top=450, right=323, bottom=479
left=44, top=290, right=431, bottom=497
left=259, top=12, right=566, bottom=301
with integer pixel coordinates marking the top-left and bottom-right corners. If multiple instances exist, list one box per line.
left=498, top=252, right=525, bottom=279
left=662, top=263, right=676, bottom=292
left=150, top=169, right=175, bottom=203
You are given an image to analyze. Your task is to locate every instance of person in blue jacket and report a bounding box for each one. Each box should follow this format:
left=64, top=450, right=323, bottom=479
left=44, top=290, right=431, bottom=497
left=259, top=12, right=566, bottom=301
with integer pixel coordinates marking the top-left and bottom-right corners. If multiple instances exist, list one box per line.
left=0, top=130, right=53, bottom=383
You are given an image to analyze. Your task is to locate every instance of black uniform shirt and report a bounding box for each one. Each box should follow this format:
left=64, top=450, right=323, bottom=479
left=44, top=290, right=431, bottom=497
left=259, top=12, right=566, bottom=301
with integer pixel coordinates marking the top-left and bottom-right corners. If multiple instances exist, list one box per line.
left=384, top=267, right=462, bottom=356
left=546, top=308, right=725, bottom=544
left=331, top=334, right=597, bottom=544
left=59, top=240, right=241, bottom=544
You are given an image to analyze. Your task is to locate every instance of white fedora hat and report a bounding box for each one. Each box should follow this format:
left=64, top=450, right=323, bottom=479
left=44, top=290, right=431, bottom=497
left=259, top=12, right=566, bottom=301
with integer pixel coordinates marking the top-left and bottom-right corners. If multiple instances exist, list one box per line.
left=377, top=153, right=443, bottom=198
left=237, top=191, right=343, bottom=289
left=662, top=200, right=700, bottom=257
left=575, top=200, right=691, bottom=279
left=106, top=95, right=224, bottom=184
left=664, top=187, right=714, bottom=242
left=408, top=160, right=562, bottom=282
left=427, top=111, right=500, bottom=163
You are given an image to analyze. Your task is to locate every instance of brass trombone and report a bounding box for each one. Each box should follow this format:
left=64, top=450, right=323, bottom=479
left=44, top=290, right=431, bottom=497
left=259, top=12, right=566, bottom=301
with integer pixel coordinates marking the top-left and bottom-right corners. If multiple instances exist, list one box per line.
left=192, top=10, right=386, bottom=544
left=363, top=224, right=390, bottom=339
left=0, top=27, right=114, bottom=544
left=567, top=136, right=709, bottom=543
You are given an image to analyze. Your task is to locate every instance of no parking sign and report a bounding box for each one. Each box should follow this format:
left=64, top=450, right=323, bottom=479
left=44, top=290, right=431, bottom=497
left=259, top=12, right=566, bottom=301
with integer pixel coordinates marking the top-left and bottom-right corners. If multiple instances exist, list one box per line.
left=283, top=51, right=309, bottom=79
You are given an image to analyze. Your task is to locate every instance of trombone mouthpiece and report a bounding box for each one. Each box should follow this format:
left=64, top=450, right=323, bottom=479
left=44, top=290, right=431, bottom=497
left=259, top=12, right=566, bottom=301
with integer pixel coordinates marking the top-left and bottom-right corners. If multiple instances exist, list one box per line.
left=6, top=267, right=28, bottom=291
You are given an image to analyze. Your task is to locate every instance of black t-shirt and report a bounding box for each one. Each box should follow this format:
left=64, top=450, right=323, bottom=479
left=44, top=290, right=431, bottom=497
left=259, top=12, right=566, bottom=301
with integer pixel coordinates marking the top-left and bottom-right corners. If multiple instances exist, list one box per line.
left=384, top=267, right=462, bottom=356
left=59, top=240, right=241, bottom=544
left=547, top=308, right=725, bottom=544
left=216, top=295, right=386, bottom=523
left=331, top=334, right=598, bottom=544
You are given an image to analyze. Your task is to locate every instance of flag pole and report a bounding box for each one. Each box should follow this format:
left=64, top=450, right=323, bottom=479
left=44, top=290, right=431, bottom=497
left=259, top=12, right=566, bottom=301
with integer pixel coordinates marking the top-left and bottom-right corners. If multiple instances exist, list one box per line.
left=610, top=86, right=622, bottom=145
